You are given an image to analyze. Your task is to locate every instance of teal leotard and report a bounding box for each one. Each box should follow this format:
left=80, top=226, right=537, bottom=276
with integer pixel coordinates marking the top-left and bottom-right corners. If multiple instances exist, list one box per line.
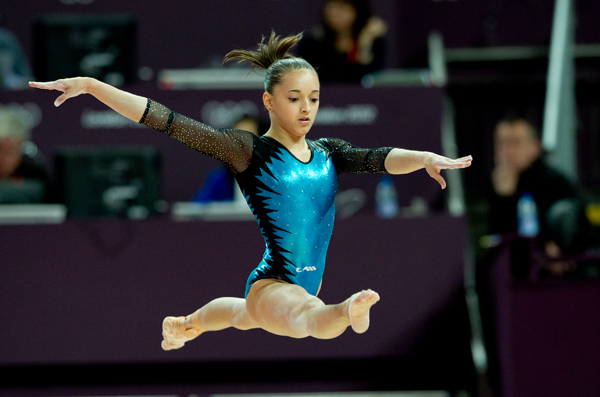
left=140, top=99, right=393, bottom=297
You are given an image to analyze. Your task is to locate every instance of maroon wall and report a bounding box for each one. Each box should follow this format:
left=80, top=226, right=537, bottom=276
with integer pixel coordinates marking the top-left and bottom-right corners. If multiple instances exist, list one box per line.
left=490, top=243, right=600, bottom=397
left=0, top=214, right=468, bottom=366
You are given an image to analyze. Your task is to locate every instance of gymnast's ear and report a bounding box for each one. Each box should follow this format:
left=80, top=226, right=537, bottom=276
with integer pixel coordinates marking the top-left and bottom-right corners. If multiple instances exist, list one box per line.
left=262, top=92, right=273, bottom=112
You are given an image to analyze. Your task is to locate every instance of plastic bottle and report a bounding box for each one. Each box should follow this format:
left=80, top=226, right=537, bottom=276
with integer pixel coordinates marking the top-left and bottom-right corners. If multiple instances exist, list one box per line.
left=517, top=191, right=539, bottom=237
left=375, top=175, right=399, bottom=218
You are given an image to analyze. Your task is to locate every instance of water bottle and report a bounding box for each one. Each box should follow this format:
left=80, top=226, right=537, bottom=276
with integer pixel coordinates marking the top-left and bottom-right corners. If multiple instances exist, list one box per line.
left=517, top=191, right=539, bottom=237
left=375, top=175, right=399, bottom=218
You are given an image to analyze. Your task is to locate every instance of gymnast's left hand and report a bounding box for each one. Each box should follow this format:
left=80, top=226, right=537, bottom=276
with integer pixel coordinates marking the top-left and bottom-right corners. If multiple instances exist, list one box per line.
left=423, top=153, right=472, bottom=189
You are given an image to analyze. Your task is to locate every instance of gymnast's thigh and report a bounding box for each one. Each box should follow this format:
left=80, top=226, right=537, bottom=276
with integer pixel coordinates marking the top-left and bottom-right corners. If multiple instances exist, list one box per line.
left=245, top=278, right=324, bottom=338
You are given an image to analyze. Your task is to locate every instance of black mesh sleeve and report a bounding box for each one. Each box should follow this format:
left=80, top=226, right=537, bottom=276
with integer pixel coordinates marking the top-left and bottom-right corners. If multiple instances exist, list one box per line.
left=139, top=99, right=255, bottom=173
left=324, top=137, right=393, bottom=174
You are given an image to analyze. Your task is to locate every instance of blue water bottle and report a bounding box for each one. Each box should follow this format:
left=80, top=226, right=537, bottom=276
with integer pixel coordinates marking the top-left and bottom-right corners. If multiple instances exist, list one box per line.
left=517, top=191, right=539, bottom=237
left=375, top=175, right=399, bottom=218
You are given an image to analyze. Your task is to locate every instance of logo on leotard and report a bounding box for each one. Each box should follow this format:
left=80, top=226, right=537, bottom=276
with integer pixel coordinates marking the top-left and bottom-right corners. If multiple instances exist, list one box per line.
left=296, top=266, right=317, bottom=273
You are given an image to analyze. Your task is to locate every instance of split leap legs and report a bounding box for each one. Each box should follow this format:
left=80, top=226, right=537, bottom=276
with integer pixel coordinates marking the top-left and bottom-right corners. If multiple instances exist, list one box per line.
left=161, top=279, right=380, bottom=350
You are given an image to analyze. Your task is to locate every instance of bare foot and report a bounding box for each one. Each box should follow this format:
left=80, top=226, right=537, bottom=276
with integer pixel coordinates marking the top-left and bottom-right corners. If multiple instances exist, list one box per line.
left=161, top=316, right=202, bottom=351
left=347, top=289, right=380, bottom=334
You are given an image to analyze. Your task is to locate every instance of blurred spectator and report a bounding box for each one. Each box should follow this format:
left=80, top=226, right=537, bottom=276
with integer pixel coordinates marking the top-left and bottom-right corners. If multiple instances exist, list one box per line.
left=476, top=116, right=596, bottom=395
left=0, top=15, right=34, bottom=89
left=298, top=0, right=387, bottom=84
left=0, top=107, right=51, bottom=203
left=191, top=114, right=265, bottom=203
left=488, top=116, right=593, bottom=266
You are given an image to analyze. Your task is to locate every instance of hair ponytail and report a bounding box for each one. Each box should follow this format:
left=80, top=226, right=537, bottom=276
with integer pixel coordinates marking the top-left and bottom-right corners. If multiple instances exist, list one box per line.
left=224, top=31, right=317, bottom=94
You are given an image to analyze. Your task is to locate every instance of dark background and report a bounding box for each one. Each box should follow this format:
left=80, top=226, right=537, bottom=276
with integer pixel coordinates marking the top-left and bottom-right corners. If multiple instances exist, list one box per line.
left=2, top=1, right=600, bottom=396
left=3, top=0, right=600, bottom=196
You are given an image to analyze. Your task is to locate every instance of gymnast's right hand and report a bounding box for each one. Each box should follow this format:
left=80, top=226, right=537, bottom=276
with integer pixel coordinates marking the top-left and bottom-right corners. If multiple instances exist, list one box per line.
left=29, top=77, right=93, bottom=107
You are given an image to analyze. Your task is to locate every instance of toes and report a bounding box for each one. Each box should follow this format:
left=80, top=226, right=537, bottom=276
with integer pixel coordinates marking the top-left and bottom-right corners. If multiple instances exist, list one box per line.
left=360, top=289, right=380, bottom=304
left=348, top=289, right=380, bottom=334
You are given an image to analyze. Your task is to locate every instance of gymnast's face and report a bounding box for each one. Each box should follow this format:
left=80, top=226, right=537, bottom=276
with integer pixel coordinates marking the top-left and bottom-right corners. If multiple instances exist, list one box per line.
left=263, top=69, right=320, bottom=138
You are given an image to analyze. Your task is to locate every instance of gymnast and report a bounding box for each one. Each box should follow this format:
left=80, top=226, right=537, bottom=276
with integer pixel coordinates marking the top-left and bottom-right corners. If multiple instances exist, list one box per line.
left=29, top=32, right=472, bottom=350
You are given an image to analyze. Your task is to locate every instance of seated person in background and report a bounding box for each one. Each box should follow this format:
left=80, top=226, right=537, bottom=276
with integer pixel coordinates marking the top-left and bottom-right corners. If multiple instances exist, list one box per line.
left=489, top=116, right=593, bottom=271
left=0, top=107, right=51, bottom=203
left=192, top=114, right=265, bottom=203
left=0, top=16, right=34, bottom=89
left=298, top=0, right=387, bottom=84
left=478, top=116, right=593, bottom=396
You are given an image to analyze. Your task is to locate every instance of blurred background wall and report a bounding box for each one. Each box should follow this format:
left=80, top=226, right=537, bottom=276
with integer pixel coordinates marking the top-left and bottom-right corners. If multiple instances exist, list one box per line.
left=1, top=1, right=600, bottom=397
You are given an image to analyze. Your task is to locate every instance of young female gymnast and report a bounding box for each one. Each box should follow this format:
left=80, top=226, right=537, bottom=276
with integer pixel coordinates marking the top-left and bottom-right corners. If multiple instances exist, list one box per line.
left=29, top=32, right=472, bottom=350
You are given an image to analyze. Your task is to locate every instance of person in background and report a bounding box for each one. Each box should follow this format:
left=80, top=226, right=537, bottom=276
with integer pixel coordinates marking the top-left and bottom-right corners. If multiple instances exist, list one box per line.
left=298, top=0, right=387, bottom=84
left=0, top=108, right=51, bottom=202
left=488, top=116, right=593, bottom=271
left=478, top=116, right=594, bottom=396
left=0, top=14, right=34, bottom=89
left=191, top=114, right=265, bottom=203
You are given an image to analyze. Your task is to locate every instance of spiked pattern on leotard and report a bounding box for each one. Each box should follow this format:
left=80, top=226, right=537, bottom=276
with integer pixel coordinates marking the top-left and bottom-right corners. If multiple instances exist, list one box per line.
left=140, top=99, right=393, bottom=296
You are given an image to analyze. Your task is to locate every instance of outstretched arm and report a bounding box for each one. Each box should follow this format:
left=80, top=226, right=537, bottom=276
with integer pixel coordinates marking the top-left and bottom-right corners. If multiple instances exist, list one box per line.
left=29, top=77, right=147, bottom=122
left=384, top=148, right=472, bottom=189
left=327, top=138, right=471, bottom=189
left=29, top=77, right=255, bottom=173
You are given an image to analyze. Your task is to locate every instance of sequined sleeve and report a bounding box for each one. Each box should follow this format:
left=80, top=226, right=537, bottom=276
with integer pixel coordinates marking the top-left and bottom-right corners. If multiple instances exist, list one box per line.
left=323, top=137, right=393, bottom=174
left=139, top=99, right=254, bottom=173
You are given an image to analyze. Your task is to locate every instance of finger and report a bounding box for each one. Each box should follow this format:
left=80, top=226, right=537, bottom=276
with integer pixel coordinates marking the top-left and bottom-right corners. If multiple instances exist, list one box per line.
left=29, top=81, right=56, bottom=91
left=438, top=161, right=471, bottom=170
left=452, top=161, right=472, bottom=169
left=29, top=81, right=67, bottom=92
left=54, top=92, right=71, bottom=107
left=449, top=156, right=472, bottom=165
left=29, top=81, right=53, bottom=89
left=452, top=156, right=472, bottom=163
left=453, top=156, right=472, bottom=166
left=436, top=174, right=447, bottom=189
left=427, top=168, right=447, bottom=189
left=433, top=156, right=471, bottom=170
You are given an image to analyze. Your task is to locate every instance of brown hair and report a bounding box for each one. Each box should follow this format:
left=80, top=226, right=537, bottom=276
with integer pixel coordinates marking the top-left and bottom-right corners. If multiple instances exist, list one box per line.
left=496, top=116, right=541, bottom=142
left=223, top=31, right=317, bottom=94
